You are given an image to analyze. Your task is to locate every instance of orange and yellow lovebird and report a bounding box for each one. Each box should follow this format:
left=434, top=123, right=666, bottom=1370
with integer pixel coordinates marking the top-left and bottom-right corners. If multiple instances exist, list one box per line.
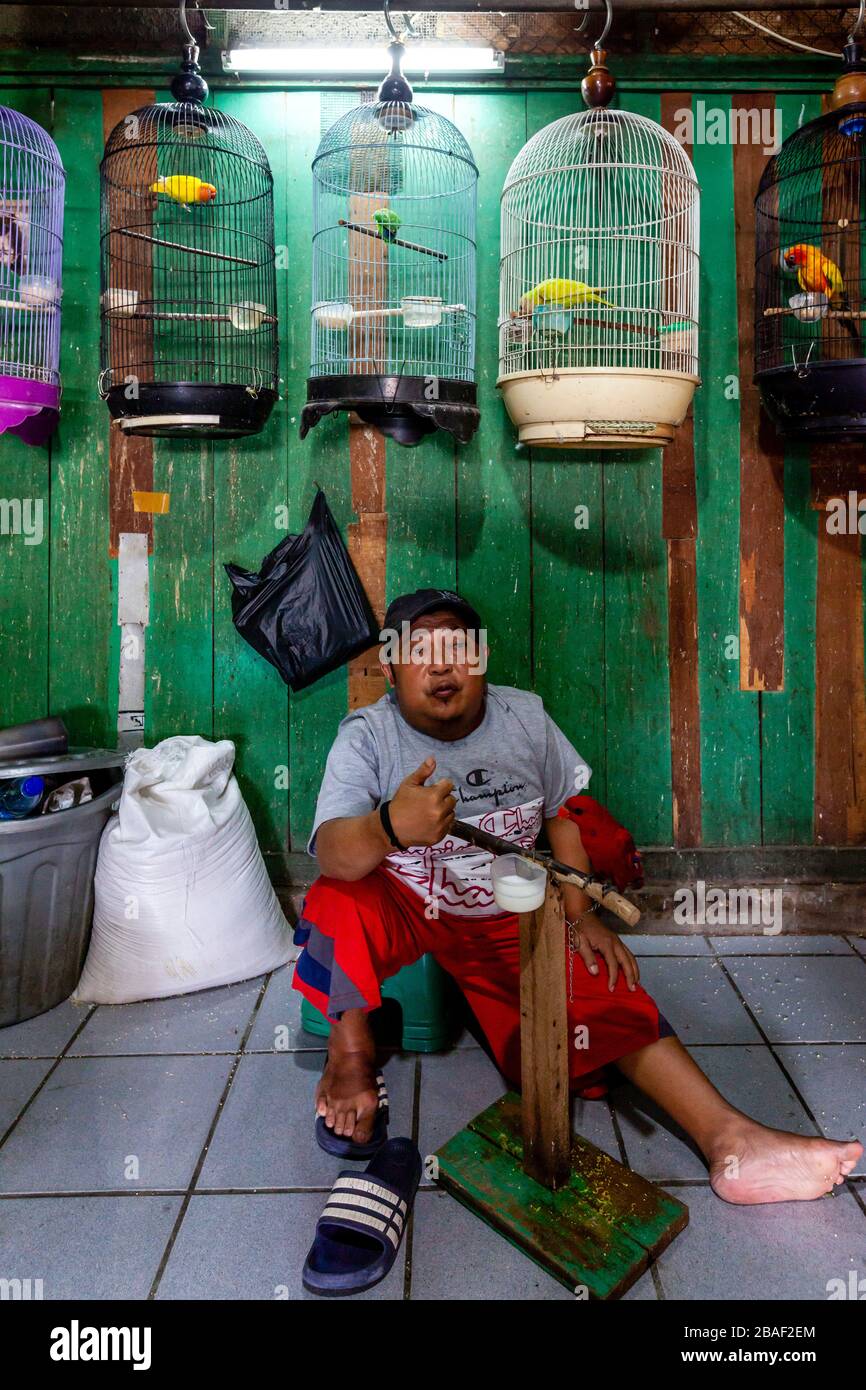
left=150, top=175, right=217, bottom=208
left=782, top=243, right=844, bottom=299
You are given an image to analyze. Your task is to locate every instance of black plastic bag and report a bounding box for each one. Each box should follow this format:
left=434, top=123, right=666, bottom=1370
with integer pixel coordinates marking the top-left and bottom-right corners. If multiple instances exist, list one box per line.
left=224, top=489, right=379, bottom=692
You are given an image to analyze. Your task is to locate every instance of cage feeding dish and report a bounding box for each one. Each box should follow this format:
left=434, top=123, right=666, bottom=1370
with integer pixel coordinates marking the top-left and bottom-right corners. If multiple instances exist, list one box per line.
left=498, top=107, right=700, bottom=450
left=0, top=106, right=65, bottom=446
left=99, top=62, right=278, bottom=439
left=301, top=55, right=479, bottom=449
left=755, top=42, right=866, bottom=443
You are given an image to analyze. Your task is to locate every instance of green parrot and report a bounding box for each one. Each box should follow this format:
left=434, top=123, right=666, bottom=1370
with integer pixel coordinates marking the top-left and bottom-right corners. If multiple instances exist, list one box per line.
left=373, top=208, right=402, bottom=242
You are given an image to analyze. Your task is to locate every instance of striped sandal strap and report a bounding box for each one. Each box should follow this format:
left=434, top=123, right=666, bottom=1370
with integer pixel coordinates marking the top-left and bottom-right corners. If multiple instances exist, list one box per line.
left=317, top=1171, right=409, bottom=1252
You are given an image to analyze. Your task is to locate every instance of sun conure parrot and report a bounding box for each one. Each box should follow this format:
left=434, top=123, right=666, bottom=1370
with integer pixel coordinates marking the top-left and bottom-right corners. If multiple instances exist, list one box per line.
left=782, top=243, right=844, bottom=299
left=150, top=175, right=217, bottom=209
left=782, top=243, right=859, bottom=343
left=373, top=208, right=402, bottom=242
left=519, top=277, right=613, bottom=315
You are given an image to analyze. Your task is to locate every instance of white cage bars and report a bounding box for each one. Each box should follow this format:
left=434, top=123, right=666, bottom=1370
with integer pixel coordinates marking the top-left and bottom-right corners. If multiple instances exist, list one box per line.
left=0, top=106, right=65, bottom=446
left=498, top=107, right=700, bottom=449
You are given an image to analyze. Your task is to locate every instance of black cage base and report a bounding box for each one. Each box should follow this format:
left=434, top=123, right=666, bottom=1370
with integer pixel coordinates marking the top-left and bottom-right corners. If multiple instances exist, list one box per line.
left=301, top=375, right=479, bottom=448
left=756, top=360, right=866, bottom=444
left=105, top=382, right=277, bottom=439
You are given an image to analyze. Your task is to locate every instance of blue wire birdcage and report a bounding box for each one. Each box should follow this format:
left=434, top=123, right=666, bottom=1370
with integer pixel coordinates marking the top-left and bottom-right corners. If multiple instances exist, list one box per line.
left=301, top=44, right=479, bottom=448
left=0, top=106, right=65, bottom=446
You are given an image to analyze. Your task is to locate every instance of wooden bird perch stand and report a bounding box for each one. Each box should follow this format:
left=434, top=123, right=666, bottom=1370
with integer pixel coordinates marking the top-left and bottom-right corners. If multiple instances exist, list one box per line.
left=435, top=857, right=688, bottom=1298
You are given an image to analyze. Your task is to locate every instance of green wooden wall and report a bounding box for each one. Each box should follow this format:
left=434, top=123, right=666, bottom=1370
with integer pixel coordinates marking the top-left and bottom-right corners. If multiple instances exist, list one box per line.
left=1, top=61, right=863, bottom=871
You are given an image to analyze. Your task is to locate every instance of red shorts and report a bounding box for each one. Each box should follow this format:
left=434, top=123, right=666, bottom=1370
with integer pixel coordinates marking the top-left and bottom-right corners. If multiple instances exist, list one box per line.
left=292, top=867, right=673, bottom=1093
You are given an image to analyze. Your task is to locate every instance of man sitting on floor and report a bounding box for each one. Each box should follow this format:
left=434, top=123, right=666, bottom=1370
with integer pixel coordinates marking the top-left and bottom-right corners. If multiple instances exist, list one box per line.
left=293, top=588, right=861, bottom=1204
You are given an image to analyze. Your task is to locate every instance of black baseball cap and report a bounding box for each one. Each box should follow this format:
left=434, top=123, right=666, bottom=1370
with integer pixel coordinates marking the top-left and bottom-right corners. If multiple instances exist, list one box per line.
left=382, top=588, right=482, bottom=633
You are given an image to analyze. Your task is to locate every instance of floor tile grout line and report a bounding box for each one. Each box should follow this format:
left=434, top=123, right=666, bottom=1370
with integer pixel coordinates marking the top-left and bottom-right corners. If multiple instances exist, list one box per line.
left=711, top=956, right=828, bottom=1136
left=145, top=972, right=273, bottom=1300
left=1, top=1172, right=862, bottom=1199
left=402, top=1054, right=423, bottom=1302
left=6, top=1037, right=866, bottom=1064
left=0, top=1006, right=98, bottom=1153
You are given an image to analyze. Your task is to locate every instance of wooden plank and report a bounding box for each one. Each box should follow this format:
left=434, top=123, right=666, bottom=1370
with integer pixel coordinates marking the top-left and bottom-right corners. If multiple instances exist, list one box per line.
left=690, top=94, right=761, bottom=846
left=435, top=1092, right=688, bottom=1300
left=660, top=93, right=701, bottom=849
left=146, top=85, right=214, bottom=745
left=526, top=89, right=607, bottom=803
left=667, top=534, right=702, bottom=846
left=347, top=420, right=387, bottom=711
left=286, top=93, right=353, bottom=854
left=49, top=87, right=113, bottom=748
left=472, top=1092, right=689, bottom=1255
left=733, top=92, right=785, bottom=694
left=453, top=91, right=531, bottom=691
left=0, top=87, right=53, bottom=728
left=602, top=91, right=672, bottom=846
left=101, top=88, right=156, bottom=559
left=759, top=94, right=821, bottom=846
left=383, top=93, right=459, bottom=687
left=519, top=881, right=570, bottom=1189
left=211, top=90, right=291, bottom=871
left=813, top=443, right=866, bottom=843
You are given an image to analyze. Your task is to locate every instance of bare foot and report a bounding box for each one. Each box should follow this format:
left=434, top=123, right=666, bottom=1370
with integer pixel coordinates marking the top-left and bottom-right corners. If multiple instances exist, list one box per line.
left=709, top=1117, right=862, bottom=1205
left=316, top=1045, right=381, bottom=1144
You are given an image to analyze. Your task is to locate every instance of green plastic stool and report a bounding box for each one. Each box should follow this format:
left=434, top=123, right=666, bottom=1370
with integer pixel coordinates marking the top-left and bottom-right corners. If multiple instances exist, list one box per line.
left=300, top=953, right=455, bottom=1053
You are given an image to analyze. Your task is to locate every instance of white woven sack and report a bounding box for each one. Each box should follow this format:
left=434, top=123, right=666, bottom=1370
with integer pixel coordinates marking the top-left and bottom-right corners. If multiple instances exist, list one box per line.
left=74, top=736, right=292, bottom=1004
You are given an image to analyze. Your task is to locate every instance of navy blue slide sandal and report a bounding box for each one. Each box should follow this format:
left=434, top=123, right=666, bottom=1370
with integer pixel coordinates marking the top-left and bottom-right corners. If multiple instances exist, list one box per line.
left=303, top=1138, right=422, bottom=1297
left=315, top=1070, right=389, bottom=1159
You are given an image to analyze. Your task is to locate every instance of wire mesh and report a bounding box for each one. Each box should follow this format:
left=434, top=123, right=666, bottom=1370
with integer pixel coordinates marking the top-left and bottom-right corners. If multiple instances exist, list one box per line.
left=0, top=106, right=64, bottom=387
left=499, top=107, right=700, bottom=381
left=755, top=106, right=866, bottom=373
left=100, top=102, right=278, bottom=397
left=310, top=100, right=477, bottom=385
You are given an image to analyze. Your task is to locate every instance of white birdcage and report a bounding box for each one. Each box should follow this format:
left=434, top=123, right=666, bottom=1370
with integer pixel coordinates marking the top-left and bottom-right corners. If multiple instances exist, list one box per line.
left=498, top=107, right=700, bottom=449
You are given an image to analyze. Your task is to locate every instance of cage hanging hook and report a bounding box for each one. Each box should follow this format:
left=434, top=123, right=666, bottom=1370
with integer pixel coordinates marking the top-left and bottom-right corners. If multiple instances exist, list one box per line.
left=575, top=0, right=613, bottom=50
left=849, top=0, right=865, bottom=44
left=383, top=0, right=419, bottom=45
left=179, top=0, right=214, bottom=46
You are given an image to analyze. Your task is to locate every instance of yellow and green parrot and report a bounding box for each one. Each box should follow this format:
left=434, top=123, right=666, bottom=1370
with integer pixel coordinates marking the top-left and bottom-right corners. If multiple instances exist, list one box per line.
left=519, top=277, right=613, bottom=315
left=150, top=175, right=217, bottom=208
left=373, top=208, right=402, bottom=242
left=781, top=243, right=844, bottom=299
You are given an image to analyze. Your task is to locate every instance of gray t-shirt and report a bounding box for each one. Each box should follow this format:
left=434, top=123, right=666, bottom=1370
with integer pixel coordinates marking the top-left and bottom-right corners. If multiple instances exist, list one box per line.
left=309, top=683, right=591, bottom=918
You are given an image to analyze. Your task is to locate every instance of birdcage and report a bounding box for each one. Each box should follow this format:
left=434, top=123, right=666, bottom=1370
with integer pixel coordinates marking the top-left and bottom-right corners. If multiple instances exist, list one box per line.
left=99, top=98, right=278, bottom=437
left=301, top=62, right=479, bottom=448
left=755, top=46, right=866, bottom=441
left=498, top=107, right=700, bottom=449
left=0, top=107, right=64, bottom=446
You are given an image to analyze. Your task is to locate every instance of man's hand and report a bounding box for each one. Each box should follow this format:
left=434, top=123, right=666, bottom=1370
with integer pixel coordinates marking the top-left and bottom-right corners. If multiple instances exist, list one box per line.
left=389, top=757, right=456, bottom=848
left=571, top=916, right=640, bottom=993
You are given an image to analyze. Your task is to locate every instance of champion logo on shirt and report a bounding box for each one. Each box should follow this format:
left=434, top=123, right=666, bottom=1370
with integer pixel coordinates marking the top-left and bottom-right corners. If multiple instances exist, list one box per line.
left=458, top=774, right=528, bottom=807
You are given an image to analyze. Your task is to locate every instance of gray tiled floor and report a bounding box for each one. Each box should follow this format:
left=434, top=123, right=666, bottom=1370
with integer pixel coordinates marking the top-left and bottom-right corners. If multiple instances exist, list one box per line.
left=1, top=941, right=865, bottom=1300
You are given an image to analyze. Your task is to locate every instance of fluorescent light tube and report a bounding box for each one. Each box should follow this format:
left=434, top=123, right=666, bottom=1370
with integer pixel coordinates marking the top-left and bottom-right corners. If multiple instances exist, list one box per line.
left=222, top=46, right=504, bottom=75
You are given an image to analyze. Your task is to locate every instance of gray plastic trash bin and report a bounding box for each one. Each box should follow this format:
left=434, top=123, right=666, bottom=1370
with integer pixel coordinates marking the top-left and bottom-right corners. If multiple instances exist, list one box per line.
left=0, top=748, right=126, bottom=1027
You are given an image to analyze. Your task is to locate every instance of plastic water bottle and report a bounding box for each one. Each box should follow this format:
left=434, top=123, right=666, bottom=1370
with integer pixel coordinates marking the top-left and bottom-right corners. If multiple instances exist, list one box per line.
left=0, top=775, right=45, bottom=820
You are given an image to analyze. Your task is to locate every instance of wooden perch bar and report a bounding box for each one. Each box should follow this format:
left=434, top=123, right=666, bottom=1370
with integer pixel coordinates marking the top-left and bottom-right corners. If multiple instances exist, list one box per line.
left=763, top=305, right=866, bottom=319
left=338, top=217, right=448, bottom=262
left=117, top=226, right=258, bottom=267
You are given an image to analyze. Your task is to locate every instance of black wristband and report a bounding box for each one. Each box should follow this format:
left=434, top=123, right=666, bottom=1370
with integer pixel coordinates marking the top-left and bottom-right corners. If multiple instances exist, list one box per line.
left=379, top=799, right=405, bottom=850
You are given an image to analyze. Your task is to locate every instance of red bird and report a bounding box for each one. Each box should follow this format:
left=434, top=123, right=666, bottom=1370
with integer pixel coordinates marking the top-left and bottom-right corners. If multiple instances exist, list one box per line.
left=557, top=794, right=644, bottom=892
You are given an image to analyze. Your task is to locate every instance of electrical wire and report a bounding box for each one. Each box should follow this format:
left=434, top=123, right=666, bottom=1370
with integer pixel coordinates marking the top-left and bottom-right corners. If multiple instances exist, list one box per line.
left=732, top=11, right=839, bottom=60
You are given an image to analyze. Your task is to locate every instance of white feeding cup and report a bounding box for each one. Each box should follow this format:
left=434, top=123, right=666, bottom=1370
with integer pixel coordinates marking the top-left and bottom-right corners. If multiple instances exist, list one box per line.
left=490, top=854, right=547, bottom=914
